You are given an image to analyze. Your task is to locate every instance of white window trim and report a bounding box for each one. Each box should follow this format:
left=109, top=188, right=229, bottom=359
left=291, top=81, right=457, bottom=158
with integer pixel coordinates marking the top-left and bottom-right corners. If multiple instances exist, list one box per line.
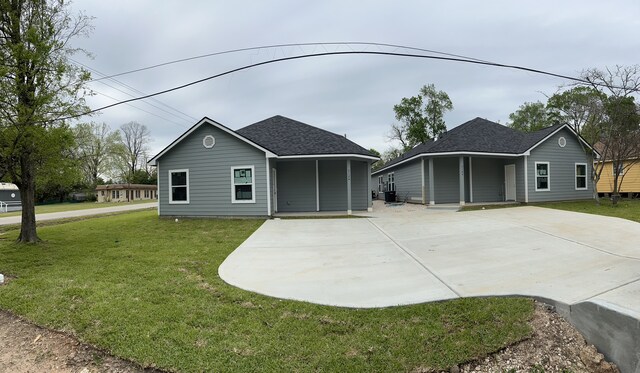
left=534, top=162, right=550, bottom=192
left=387, top=172, right=395, bottom=192
left=575, top=163, right=588, bottom=191
left=378, top=175, right=384, bottom=192
left=612, top=161, right=625, bottom=176
left=169, top=169, right=190, bottom=204
left=231, top=165, right=256, bottom=204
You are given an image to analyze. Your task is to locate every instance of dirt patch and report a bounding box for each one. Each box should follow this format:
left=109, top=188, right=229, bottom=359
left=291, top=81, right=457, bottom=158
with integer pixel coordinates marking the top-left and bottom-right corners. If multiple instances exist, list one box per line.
left=0, top=310, right=162, bottom=373
left=0, top=301, right=621, bottom=373
left=457, top=301, right=619, bottom=373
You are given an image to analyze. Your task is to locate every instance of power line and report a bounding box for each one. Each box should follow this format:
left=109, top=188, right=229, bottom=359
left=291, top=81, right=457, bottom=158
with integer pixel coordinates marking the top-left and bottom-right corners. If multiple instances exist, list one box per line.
left=53, top=50, right=638, bottom=124
left=89, top=41, right=494, bottom=82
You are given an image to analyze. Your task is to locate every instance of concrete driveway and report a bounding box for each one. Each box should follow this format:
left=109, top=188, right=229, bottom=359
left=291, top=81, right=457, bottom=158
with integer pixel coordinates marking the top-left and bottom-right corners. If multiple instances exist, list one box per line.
left=219, top=203, right=640, bottom=313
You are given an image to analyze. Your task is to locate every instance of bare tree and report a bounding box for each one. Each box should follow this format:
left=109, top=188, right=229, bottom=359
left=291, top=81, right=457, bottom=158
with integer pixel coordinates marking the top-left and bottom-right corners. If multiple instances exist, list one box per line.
left=119, top=121, right=151, bottom=182
left=386, top=123, right=410, bottom=151
left=74, top=122, right=121, bottom=187
left=580, top=65, right=640, bottom=205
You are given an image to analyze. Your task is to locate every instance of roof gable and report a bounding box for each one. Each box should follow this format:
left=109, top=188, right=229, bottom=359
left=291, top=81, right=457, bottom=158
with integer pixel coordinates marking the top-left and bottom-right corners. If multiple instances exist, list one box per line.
left=236, top=115, right=377, bottom=158
left=147, top=117, right=276, bottom=166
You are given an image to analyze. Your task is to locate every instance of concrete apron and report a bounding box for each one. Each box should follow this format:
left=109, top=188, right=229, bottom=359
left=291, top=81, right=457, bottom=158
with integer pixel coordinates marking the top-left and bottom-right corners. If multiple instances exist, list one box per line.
left=219, top=206, right=640, bottom=373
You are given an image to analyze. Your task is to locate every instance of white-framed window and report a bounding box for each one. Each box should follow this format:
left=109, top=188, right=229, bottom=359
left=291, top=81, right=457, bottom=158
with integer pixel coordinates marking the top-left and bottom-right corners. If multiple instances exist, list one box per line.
left=231, top=165, right=255, bottom=203
left=387, top=172, right=395, bottom=192
left=169, top=169, right=189, bottom=204
left=613, top=161, right=625, bottom=176
left=535, top=162, right=550, bottom=191
left=378, top=175, right=384, bottom=192
left=575, top=163, right=588, bottom=190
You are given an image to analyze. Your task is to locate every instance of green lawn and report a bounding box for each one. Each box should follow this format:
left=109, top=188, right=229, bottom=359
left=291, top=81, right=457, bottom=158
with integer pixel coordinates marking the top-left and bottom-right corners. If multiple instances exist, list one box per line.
left=536, top=198, right=640, bottom=223
left=1, top=199, right=155, bottom=217
left=0, top=211, right=533, bottom=372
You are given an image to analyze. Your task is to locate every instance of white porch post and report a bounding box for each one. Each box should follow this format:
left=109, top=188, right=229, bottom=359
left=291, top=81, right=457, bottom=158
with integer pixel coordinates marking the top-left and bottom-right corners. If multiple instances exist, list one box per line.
left=367, top=161, right=373, bottom=212
left=421, top=158, right=426, bottom=204
left=469, top=156, right=474, bottom=203
left=346, top=160, right=352, bottom=215
left=524, top=155, right=529, bottom=203
left=265, top=158, right=272, bottom=216
left=316, top=160, right=320, bottom=211
left=428, top=158, right=435, bottom=205
left=459, top=156, right=465, bottom=206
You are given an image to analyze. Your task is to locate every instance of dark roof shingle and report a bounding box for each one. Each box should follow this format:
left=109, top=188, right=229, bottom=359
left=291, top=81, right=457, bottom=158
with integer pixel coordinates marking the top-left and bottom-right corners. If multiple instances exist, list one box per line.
left=237, top=115, right=376, bottom=157
left=375, top=117, right=564, bottom=172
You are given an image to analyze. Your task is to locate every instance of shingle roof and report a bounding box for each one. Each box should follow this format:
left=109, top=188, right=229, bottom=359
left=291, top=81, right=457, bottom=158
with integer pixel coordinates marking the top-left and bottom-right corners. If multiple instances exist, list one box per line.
left=236, top=115, right=376, bottom=157
left=374, top=117, right=563, bottom=172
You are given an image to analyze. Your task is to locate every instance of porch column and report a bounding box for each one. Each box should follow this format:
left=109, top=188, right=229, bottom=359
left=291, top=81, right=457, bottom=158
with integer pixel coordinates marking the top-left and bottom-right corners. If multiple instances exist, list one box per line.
left=367, top=161, right=373, bottom=212
left=468, top=157, right=474, bottom=203
left=459, top=156, right=465, bottom=206
left=346, top=160, right=352, bottom=215
left=315, top=160, right=320, bottom=211
left=428, top=158, right=435, bottom=205
left=524, top=155, right=529, bottom=203
left=421, top=158, right=426, bottom=204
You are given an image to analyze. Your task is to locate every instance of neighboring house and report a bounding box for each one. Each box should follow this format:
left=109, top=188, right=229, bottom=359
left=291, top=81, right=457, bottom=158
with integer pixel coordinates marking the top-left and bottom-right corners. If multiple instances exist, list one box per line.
left=0, top=183, right=21, bottom=212
left=372, top=117, right=596, bottom=205
left=148, top=115, right=379, bottom=217
left=96, top=184, right=157, bottom=203
left=596, top=159, right=640, bottom=198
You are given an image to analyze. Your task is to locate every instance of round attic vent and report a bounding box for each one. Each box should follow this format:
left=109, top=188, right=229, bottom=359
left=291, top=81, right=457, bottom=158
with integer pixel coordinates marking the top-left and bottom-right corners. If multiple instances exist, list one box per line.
left=203, top=135, right=215, bottom=149
left=558, top=136, right=566, bottom=148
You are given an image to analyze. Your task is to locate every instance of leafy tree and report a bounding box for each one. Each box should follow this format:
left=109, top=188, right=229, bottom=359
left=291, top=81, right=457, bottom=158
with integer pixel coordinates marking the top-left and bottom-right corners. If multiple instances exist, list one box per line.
left=507, top=101, right=555, bottom=132
left=118, top=121, right=151, bottom=182
left=546, top=87, right=606, bottom=138
left=389, top=84, right=453, bottom=149
left=74, top=122, right=122, bottom=187
left=130, top=169, right=156, bottom=185
left=0, top=0, right=92, bottom=242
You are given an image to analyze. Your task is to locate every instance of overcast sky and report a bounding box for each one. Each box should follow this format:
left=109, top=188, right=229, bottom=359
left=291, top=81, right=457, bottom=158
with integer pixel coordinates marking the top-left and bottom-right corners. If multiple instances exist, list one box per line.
left=69, top=1, right=640, bottom=157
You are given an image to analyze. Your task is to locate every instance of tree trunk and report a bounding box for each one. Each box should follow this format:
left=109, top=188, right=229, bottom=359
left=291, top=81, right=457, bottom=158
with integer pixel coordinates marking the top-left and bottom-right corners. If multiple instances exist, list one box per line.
left=18, top=153, right=39, bottom=243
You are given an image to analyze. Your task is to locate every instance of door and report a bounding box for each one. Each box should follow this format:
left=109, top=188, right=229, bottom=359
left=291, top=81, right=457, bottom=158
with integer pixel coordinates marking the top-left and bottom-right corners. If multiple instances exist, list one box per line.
left=504, top=164, right=516, bottom=201
left=271, top=168, right=278, bottom=213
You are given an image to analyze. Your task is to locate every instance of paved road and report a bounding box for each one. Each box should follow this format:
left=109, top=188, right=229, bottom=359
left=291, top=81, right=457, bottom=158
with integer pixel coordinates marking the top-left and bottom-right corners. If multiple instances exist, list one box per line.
left=0, top=202, right=157, bottom=226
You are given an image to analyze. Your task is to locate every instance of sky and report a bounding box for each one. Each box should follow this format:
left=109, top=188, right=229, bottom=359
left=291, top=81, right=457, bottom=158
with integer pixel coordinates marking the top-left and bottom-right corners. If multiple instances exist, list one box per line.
left=69, top=1, right=640, bottom=158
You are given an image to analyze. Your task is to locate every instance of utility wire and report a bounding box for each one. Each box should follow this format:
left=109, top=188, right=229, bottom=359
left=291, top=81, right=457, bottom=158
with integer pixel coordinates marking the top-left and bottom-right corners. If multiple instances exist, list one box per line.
left=51, top=50, right=638, bottom=124
left=89, top=41, right=493, bottom=82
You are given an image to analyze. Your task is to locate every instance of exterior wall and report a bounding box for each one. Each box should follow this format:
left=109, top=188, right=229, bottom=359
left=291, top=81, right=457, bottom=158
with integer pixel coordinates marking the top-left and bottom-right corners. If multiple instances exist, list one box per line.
left=319, top=160, right=347, bottom=211
left=350, top=160, right=368, bottom=210
left=157, top=124, right=268, bottom=216
left=276, top=160, right=316, bottom=212
left=471, top=157, right=508, bottom=203
left=596, top=161, right=640, bottom=194
left=433, top=157, right=459, bottom=203
left=393, top=159, right=423, bottom=203
left=514, top=157, right=525, bottom=202
left=527, top=128, right=593, bottom=202
left=97, top=188, right=156, bottom=203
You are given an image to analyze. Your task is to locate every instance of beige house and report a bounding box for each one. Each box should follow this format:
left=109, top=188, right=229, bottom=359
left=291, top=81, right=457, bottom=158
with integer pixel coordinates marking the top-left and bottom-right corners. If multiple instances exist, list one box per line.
left=95, top=184, right=157, bottom=203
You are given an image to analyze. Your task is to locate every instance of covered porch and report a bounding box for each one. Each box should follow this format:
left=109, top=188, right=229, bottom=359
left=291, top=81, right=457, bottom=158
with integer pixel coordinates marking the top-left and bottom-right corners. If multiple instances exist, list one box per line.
left=269, top=157, right=374, bottom=215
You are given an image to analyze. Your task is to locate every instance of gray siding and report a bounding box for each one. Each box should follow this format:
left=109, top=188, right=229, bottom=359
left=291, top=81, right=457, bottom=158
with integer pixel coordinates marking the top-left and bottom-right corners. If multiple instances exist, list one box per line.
left=527, top=129, right=592, bottom=202
left=433, top=157, right=459, bottom=203
left=394, top=160, right=423, bottom=202
left=319, top=160, right=348, bottom=211
left=471, top=157, right=507, bottom=203
left=276, top=160, right=316, bottom=212
left=157, top=124, right=268, bottom=216
left=350, top=160, right=368, bottom=210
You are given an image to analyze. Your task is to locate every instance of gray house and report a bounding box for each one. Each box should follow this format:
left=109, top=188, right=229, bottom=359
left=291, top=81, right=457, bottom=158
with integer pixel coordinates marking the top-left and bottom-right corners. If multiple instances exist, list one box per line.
left=148, top=116, right=379, bottom=217
left=372, top=117, right=596, bottom=205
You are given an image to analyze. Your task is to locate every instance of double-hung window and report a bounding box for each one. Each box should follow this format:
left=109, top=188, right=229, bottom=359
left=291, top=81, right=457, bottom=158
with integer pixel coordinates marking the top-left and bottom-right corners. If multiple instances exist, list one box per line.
left=387, top=172, right=395, bottom=192
left=535, top=162, right=550, bottom=191
left=169, top=169, right=189, bottom=204
left=575, top=163, right=588, bottom=190
left=232, top=166, right=255, bottom=203
left=378, top=175, right=384, bottom=192
left=613, top=161, right=625, bottom=177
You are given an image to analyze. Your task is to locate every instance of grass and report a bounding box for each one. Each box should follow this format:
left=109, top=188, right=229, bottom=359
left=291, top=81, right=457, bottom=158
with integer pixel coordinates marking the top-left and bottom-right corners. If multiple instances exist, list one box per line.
left=0, top=199, right=154, bottom=217
left=0, top=211, right=533, bottom=372
left=535, top=198, right=640, bottom=223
